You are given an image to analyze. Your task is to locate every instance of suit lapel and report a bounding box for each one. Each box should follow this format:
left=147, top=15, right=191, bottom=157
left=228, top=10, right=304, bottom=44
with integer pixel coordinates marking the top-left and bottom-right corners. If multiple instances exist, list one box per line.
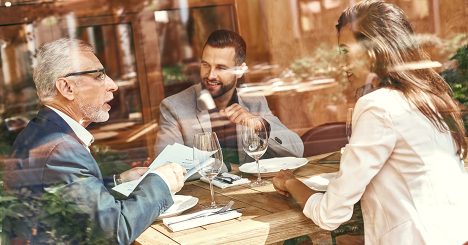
left=37, top=107, right=83, bottom=146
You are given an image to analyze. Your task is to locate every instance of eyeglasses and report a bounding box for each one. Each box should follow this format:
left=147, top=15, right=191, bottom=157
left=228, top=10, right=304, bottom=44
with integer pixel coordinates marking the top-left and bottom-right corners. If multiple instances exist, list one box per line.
left=63, top=68, right=106, bottom=81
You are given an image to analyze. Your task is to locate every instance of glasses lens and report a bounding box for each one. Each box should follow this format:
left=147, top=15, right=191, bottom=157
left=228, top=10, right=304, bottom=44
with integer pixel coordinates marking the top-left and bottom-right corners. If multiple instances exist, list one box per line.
left=97, top=70, right=106, bottom=80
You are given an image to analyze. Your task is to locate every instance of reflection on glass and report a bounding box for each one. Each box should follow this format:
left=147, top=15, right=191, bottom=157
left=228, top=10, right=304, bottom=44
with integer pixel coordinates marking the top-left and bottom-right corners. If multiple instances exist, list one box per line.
left=155, top=5, right=237, bottom=97
left=193, top=132, right=224, bottom=208
left=0, top=21, right=143, bottom=136
left=77, top=24, right=141, bottom=125
left=241, top=117, right=270, bottom=187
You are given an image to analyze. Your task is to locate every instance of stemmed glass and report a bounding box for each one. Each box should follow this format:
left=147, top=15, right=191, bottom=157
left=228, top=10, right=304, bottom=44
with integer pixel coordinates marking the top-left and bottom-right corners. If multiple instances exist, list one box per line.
left=241, top=117, right=269, bottom=187
left=346, top=108, right=354, bottom=142
left=0, top=103, right=5, bottom=124
left=193, top=132, right=224, bottom=208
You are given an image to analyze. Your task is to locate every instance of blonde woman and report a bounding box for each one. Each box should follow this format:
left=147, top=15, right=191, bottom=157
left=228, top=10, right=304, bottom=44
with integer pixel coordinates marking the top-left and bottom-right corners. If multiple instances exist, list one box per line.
left=273, top=1, right=468, bottom=244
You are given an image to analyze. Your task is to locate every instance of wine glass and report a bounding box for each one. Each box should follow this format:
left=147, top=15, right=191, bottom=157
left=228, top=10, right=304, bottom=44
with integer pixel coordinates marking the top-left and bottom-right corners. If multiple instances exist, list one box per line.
left=241, top=117, right=269, bottom=187
left=193, top=132, right=224, bottom=208
left=0, top=103, right=4, bottom=124
left=346, top=107, right=353, bottom=142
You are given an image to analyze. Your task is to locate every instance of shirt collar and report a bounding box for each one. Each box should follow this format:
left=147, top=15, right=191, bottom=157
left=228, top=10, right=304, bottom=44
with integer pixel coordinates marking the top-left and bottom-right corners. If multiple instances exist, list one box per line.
left=46, top=105, right=94, bottom=148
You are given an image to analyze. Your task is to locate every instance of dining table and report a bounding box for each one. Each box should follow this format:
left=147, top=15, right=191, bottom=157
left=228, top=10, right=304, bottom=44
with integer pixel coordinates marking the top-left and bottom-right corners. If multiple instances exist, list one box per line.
left=134, top=153, right=342, bottom=245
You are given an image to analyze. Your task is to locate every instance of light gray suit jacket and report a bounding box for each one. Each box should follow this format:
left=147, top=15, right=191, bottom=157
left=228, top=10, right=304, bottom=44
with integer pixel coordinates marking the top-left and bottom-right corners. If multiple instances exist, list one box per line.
left=155, top=84, right=304, bottom=165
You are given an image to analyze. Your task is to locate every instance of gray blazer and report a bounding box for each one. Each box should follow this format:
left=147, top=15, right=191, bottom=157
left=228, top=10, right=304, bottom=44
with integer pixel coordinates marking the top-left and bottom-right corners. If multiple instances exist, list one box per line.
left=155, top=84, right=304, bottom=164
left=7, top=107, right=173, bottom=245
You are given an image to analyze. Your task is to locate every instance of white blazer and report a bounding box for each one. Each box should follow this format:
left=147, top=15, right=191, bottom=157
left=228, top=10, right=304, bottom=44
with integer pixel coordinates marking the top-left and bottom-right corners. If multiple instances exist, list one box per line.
left=303, top=88, right=468, bottom=244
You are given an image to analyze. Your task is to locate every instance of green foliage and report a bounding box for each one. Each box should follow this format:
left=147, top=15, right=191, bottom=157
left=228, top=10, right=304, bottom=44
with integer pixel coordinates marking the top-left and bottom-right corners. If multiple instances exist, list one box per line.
left=0, top=144, right=136, bottom=244
left=1, top=164, right=110, bottom=244
left=442, top=45, right=468, bottom=134
left=91, top=145, right=131, bottom=177
left=445, top=45, right=468, bottom=105
left=162, top=65, right=186, bottom=86
left=452, top=45, right=468, bottom=72
left=289, top=44, right=348, bottom=103
left=0, top=186, right=110, bottom=244
left=289, top=44, right=346, bottom=83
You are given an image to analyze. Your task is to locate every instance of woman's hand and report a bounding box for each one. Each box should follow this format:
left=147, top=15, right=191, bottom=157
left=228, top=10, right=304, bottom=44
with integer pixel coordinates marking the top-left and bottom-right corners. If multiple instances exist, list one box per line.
left=272, top=169, right=296, bottom=196
left=273, top=169, right=316, bottom=209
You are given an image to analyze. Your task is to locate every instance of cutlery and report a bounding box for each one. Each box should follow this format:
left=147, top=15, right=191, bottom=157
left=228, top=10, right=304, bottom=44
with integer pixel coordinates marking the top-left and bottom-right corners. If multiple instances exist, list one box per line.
left=215, top=176, right=234, bottom=184
left=167, top=200, right=234, bottom=225
left=219, top=173, right=242, bottom=181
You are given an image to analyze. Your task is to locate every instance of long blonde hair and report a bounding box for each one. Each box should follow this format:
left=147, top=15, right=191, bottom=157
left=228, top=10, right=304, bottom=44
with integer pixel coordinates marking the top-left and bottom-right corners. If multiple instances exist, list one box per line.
left=336, top=0, right=467, bottom=158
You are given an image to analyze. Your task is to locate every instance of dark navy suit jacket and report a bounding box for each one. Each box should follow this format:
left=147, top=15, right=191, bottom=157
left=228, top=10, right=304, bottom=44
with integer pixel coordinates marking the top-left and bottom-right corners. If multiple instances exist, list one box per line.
left=7, top=107, right=173, bottom=244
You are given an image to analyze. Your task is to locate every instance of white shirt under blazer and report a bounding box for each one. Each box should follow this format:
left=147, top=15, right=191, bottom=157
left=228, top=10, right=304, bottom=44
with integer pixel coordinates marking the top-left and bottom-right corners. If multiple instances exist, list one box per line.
left=303, top=88, right=468, bottom=244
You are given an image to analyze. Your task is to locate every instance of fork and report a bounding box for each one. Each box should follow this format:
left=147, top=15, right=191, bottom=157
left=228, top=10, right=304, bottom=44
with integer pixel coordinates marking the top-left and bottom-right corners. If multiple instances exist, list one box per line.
left=167, top=200, right=235, bottom=226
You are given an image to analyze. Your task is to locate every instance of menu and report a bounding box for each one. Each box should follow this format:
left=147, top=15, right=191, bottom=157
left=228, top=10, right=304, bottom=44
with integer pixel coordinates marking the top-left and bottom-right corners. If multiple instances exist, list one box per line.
left=112, top=143, right=210, bottom=196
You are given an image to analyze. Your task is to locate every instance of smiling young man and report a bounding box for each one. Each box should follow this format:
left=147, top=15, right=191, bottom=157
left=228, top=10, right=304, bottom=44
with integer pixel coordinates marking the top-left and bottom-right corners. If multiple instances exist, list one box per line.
left=6, top=38, right=185, bottom=244
left=156, top=30, right=303, bottom=172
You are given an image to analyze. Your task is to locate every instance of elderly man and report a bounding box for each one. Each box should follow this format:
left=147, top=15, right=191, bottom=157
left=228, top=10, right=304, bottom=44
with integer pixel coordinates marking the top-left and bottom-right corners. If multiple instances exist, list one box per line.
left=156, top=30, right=303, bottom=171
left=6, top=38, right=185, bottom=244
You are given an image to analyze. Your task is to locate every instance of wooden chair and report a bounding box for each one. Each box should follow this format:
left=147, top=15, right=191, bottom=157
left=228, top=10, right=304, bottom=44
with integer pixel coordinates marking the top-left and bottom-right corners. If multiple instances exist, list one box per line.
left=301, top=122, right=348, bottom=157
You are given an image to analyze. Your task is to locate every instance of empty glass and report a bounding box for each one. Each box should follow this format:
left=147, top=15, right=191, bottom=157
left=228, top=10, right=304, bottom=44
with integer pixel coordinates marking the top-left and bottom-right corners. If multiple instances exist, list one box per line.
left=193, top=132, right=224, bottom=208
left=241, top=117, right=269, bottom=187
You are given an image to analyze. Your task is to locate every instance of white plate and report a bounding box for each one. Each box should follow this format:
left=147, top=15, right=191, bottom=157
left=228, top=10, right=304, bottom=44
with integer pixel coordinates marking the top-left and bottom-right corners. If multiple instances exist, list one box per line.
left=239, top=157, right=309, bottom=177
left=157, top=195, right=199, bottom=220
left=303, top=172, right=339, bottom=192
left=99, top=122, right=136, bottom=131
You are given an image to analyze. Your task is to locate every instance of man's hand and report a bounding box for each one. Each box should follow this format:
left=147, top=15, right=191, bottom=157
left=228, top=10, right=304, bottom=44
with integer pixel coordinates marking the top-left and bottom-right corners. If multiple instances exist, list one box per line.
left=120, top=167, right=148, bottom=182
left=153, top=163, right=186, bottom=193
left=272, top=169, right=296, bottom=196
left=130, top=157, right=151, bottom=168
left=220, top=103, right=256, bottom=125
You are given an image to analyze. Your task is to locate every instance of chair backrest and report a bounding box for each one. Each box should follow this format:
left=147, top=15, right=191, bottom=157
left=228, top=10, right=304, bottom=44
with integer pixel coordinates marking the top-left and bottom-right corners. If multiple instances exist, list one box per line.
left=301, top=122, right=347, bottom=157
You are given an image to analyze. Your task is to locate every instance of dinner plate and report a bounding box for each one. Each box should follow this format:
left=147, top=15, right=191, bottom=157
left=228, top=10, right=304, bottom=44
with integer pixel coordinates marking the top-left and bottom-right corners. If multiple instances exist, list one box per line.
left=99, top=122, right=136, bottom=131
left=157, top=195, right=199, bottom=220
left=239, top=157, right=309, bottom=177
left=303, top=172, right=339, bottom=192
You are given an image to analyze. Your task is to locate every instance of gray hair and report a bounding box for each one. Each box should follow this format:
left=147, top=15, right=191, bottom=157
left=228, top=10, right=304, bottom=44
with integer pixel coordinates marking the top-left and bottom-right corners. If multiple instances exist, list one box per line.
left=33, top=38, right=93, bottom=102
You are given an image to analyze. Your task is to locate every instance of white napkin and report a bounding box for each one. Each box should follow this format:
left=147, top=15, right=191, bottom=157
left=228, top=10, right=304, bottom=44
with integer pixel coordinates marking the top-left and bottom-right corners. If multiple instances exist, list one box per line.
left=162, top=208, right=242, bottom=232
left=200, top=173, right=250, bottom=189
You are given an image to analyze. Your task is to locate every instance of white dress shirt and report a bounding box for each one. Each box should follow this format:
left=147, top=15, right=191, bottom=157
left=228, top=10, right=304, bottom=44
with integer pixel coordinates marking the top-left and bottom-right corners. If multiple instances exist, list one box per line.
left=303, top=88, right=468, bottom=244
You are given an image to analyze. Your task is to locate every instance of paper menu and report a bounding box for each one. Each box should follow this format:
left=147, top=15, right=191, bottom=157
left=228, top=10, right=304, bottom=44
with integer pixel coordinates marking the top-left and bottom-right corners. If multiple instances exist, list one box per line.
left=112, top=143, right=215, bottom=196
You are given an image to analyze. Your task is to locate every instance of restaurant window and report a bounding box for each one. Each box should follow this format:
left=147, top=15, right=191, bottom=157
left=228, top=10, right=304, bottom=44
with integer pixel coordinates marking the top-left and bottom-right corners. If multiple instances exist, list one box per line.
left=0, top=19, right=144, bottom=152
left=154, top=5, right=237, bottom=98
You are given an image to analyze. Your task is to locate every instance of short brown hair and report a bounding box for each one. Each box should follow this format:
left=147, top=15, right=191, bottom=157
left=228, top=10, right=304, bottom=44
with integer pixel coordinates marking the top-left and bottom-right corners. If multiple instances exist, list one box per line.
left=203, top=29, right=246, bottom=65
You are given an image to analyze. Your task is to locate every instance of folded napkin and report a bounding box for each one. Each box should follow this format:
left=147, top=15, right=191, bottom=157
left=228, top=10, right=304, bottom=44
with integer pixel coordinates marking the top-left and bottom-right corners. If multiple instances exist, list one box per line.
left=163, top=208, right=242, bottom=232
left=200, top=173, right=250, bottom=189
